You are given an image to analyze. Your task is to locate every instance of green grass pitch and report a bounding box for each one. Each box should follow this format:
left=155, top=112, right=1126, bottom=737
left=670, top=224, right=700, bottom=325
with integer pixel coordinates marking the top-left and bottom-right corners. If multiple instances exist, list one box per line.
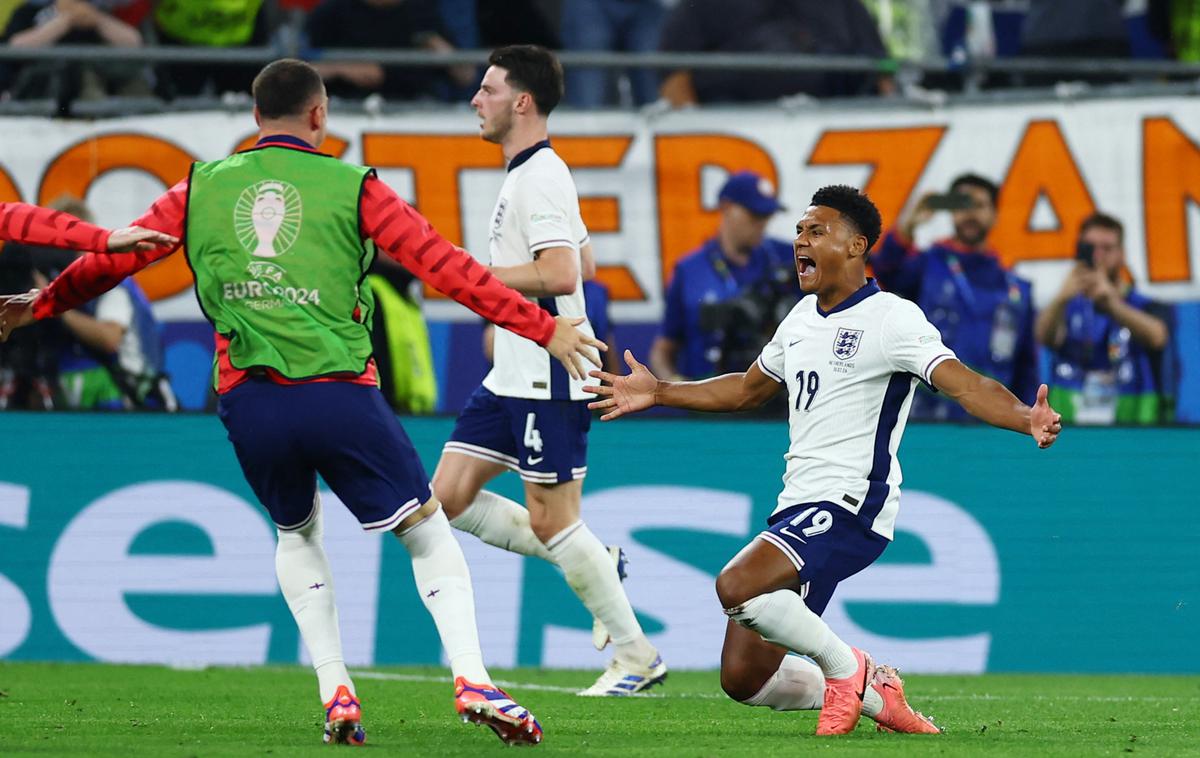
left=1, top=663, right=1197, bottom=756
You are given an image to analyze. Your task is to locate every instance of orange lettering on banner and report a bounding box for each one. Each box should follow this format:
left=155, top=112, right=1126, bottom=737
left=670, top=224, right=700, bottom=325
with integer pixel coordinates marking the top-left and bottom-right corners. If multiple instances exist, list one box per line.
left=1142, top=117, right=1197, bottom=282
left=39, top=134, right=198, bottom=301
left=552, top=135, right=644, bottom=300
left=991, top=120, right=1095, bottom=266
left=807, top=126, right=946, bottom=239
left=363, top=134, right=502, bottom=246
left=654, top=135, right=778, bottom=286
left=0, top=163, right=21, bottom=255
left=363, top=134, right=502, bottom=299
left=231, top=132, right=349, bottom=157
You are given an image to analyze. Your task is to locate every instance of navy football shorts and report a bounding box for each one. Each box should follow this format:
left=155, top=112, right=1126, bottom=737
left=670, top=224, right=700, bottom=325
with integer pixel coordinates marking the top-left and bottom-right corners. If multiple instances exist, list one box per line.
left=444, top=385, right=590, bottom=485
left=218, top=379, right=431, bottom=532
left=757, top=502, right=890, bottom=615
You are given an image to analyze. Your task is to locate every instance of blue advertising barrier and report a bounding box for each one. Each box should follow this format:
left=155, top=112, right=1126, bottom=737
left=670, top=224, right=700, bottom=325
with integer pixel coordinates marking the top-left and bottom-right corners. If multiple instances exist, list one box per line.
left=0, top=414, right=1195, bottom=673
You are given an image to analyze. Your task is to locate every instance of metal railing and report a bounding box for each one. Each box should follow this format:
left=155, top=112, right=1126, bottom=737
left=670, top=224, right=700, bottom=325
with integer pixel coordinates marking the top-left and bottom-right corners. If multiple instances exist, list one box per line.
left=1, top=43, right=1198, bottom=116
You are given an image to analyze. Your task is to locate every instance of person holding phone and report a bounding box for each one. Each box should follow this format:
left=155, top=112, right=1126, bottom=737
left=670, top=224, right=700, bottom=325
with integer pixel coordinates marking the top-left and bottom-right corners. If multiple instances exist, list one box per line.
left=874, top=173, right=1038, bottom=421
left=1034, top=212, right=1171, bottom=425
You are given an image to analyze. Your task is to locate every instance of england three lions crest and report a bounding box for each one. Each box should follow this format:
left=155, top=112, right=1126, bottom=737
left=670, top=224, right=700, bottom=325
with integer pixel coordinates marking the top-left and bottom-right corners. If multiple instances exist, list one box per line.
left=833, top=328, right=863, bottom=360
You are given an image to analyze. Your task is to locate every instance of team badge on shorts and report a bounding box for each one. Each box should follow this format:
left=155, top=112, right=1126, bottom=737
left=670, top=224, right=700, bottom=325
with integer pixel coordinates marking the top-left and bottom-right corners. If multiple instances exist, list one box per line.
left=833, top=328, right=863, bottom=360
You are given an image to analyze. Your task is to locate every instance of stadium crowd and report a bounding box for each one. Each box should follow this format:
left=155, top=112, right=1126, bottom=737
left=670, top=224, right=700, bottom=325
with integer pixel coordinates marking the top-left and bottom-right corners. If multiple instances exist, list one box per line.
left=0, top=1, right=1197, bottom=106
left=0, top=1, right=1185, bottom=421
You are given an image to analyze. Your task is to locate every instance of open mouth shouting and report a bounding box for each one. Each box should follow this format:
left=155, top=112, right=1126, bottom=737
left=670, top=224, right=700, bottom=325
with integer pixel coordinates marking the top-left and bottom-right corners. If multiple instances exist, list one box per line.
left=796, top=254, right=816, bottom=281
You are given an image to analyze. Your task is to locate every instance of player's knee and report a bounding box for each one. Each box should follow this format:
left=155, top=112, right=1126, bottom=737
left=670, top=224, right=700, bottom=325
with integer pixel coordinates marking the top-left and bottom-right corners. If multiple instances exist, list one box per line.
left=715, top=565, right=755, bottom=608
left=719, top=661, right=767, bottom=703
left=430, top=475, right=466, bottom=520
left=528, top=510, right=568, bottom=545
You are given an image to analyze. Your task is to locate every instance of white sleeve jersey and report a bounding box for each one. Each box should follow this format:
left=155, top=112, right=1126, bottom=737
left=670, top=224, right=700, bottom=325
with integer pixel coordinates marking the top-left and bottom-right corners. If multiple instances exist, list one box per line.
left=482, top=143, right=594, bottom=400
left=756, top=282, right=957, bottom=540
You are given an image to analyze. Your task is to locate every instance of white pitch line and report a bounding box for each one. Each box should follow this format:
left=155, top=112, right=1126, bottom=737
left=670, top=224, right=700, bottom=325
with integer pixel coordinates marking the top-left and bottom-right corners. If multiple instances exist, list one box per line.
left=350, top=671, right=1200, bottom=705
left=350, top=670, right=671, bottom=697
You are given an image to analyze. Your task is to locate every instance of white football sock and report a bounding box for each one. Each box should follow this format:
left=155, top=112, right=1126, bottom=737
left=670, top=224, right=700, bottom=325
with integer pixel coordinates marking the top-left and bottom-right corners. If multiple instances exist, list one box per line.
left=449, top=490, right=553, bottom=561
left=546, top=521, right=656, bottom=665
left=741, top=655, right=824, bottom=711
left=397, top=507, right=491, bottom=684
left=274, top=505, right=352, bottom=704
left=725, top=590, right=858, bottom=679
left=738, top=655, right=883, bottom=716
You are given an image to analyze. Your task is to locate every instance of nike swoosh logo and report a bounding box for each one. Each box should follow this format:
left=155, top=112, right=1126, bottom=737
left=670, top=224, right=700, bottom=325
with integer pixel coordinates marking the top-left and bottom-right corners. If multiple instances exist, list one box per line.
left=527, top=456, right=544, bottom=465
left=788, top=340, right=803, bottom=347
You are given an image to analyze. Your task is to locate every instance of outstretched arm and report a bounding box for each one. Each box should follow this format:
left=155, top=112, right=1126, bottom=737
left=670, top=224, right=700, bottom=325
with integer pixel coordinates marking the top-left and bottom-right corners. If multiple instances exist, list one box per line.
left=584, top=350, right=781, bottom=420
left=930, top=359, right=1062, bottom=448
left=361, top=176, right=604, bottom=379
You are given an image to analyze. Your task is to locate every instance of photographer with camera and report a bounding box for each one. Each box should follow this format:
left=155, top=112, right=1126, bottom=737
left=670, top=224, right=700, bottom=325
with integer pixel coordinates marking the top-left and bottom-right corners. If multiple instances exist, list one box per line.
left=650, top=171, right=800, bottom=381
left=1034, top=212, right=1171, bottom=425
left=875, top=173, right=1037, bottom=421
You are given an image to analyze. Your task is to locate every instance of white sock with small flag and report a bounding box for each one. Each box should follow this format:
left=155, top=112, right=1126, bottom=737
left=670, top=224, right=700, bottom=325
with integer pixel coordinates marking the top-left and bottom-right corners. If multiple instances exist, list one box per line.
left=274, top=502, right=353, bottom=704
left=397, top=507, right=492, bottom=684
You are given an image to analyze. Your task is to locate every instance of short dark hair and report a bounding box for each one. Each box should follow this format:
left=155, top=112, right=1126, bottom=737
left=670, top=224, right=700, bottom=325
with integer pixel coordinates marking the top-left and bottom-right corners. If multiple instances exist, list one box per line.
left=950, top=173, right=999, bottom=207
left=810, top=185, right=882, bottom=250
left=1079, top=211, right=1124, bottom=245
left=252, top=59, right=325, bottom=120
left=488, top=45, right=563, bottom=116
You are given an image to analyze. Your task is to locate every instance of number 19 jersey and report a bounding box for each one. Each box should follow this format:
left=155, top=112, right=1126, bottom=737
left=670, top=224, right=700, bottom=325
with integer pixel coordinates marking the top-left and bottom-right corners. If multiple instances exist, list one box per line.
left=755, top=280, right=956, bottom=540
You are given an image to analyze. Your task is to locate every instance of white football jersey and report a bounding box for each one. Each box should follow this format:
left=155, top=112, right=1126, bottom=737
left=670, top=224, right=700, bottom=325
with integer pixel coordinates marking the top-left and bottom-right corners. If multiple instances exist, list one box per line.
left=482, top=142, right=594, bottom=401
left=756, top=282, right=957, bottom=540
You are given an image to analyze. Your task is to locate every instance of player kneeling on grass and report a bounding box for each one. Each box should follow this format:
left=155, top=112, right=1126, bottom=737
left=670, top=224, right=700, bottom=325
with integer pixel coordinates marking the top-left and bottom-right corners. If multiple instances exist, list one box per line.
left=585, top=185, right=1062, bottom=736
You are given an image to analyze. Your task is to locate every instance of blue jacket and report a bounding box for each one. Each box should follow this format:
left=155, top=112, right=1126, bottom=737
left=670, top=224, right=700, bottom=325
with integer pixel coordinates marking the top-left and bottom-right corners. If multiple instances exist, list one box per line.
left=874, top=230, right=1038, bottom=421
left=660, top=236, right=798, bottom=378
left=1048, top=288, right=1169, bottom=424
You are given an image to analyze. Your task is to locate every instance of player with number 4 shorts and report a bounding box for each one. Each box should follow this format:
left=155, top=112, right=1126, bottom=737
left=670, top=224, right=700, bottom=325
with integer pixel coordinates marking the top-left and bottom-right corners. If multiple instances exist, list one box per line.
left=432, top=45, right=665, bottom=697
left=586, top=185, right=1062, bottom=734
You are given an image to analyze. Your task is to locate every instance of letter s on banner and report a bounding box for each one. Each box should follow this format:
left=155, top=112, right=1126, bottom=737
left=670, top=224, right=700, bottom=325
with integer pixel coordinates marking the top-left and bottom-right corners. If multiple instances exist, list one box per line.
left=541, top=486, right=754, bottom=669
left=0, top=482, right=33, bottom=657
left=821, top=490, right=1000, bottom=674
left=47, top=481, right=277, bottom=665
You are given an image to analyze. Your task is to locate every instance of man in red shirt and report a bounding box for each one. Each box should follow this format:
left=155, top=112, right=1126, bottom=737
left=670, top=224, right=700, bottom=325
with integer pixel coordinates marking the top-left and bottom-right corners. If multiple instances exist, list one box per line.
left=0, top=59, right=603, bottom=747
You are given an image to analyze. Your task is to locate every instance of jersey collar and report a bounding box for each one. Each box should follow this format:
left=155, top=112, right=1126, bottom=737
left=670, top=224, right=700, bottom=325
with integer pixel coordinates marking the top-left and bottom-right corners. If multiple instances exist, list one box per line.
left=254, top=134, right=319, bottom=152
left=507, top=139, right=551, bottom=172
left=816, top=278, right=880, bottom=318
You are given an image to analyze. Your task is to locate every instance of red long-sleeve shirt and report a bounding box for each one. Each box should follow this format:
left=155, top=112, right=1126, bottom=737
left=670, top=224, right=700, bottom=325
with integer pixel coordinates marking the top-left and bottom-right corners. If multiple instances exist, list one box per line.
left=32, top=137, right=557, bottom=394
left=0, top=202, right=113, bottom=252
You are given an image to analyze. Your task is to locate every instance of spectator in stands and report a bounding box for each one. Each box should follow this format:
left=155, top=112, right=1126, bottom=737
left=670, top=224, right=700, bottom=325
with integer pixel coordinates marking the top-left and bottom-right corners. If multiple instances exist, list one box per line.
left=560, top=0, right=667, bottom=108
left=474, top=0, right=560, bottom=50
left=874, top=174, right=1037, bottom=421
left=1035, top=213, right=1172, bottom=425
left=305, top=0, right=473, bottom=101
left=1021, top=0, right=1130, bottom=59
left=1148, top=0, right=1200, bottom=61
left=1, top=0, right=148, bottom=101
left=1018, top=0, right=1131, bottom=85
left=657, top=0, right=890, bottom=107
left=152, top=0, right=268, bottom=97
left=48, top=197, right=176, bottom=411
left=650, top=171, right=800, bottom=380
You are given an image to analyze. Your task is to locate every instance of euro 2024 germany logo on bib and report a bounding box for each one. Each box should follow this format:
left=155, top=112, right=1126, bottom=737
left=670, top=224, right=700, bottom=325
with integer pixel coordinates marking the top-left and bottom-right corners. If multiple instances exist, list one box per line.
left=234, top=180, right=302, bottom=258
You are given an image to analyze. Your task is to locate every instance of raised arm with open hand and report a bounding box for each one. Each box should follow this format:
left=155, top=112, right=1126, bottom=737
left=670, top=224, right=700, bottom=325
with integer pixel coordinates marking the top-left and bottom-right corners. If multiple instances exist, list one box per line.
left=931, top=359, right=1062, bottom=449
left=585, top=349, right=659, bottom=420
left=1029, top=383, right=1063, bottom=449
left=546, top=316, right=607, bottom=381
